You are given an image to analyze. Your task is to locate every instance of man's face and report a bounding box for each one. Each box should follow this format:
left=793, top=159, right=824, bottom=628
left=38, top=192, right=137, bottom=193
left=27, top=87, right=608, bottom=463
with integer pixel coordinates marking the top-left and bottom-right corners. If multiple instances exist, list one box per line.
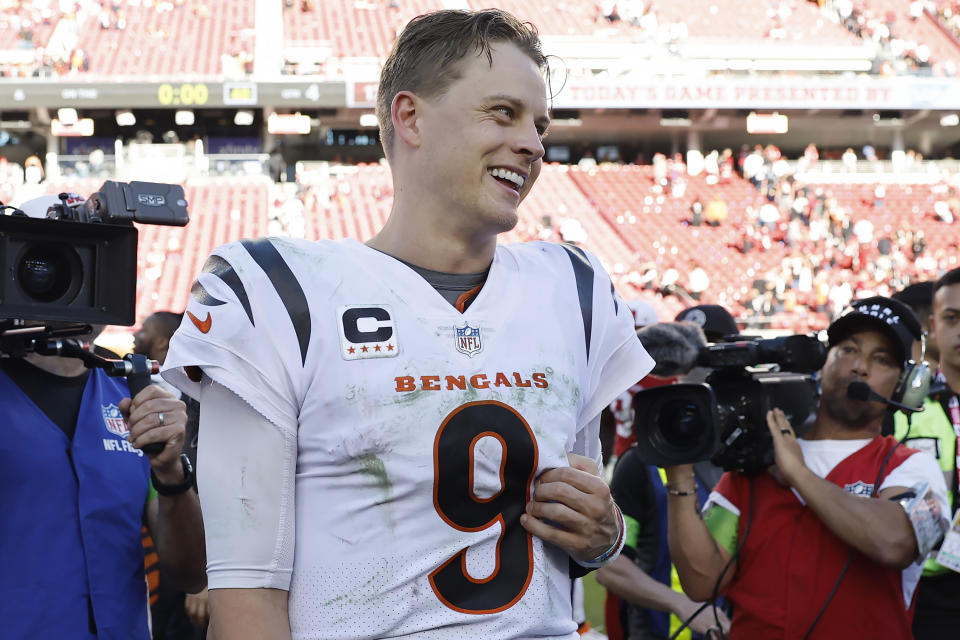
left=819, top=329, right=903, bottom=428
left=132, top=316, right=159, bottom=358
left=414, top=41, right=549, bottom=235
left=932, top=283, right=960, bottom=373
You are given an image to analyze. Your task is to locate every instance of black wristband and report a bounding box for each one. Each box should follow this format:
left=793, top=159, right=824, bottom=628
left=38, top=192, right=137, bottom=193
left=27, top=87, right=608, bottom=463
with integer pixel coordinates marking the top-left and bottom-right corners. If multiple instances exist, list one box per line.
left=151, top=453, right=195, bottom=496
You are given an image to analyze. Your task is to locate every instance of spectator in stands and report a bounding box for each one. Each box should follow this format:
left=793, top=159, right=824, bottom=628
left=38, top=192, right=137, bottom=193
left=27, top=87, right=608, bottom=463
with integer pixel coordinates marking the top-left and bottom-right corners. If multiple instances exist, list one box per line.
left=704, top=193, right=727, bottom=226
left=742, top=145, right=764, bottom=188
left=667, top=296, right=948, bottom=639
left=268, top=147, right=285, bottom=183
left=758, top=199, right=780, bottom=230
left=874, top=184, right=886, bottom=209
left=660, top=265, right=683, bottom=298
left=842, top=147, right=858, bottom=172
left=600, top=0, right=621, bottom=23
left=863, top=143, right=878, bottom=163
left=653, top=152, right=668, bottom=186
left=689, top=197, right=704, bottom=226
left=24, top=153, right=43, bottom=184
left=703, top=149, right=720, bottom=184
left=913, top=230, right=928, bottom=258
left=798, top=142, right=819, bottom=173
left=687, top=261, right=710, bottom=302
left=719, top=148, right=734, bottom=183
left=578, top=150, right=598, bottom=172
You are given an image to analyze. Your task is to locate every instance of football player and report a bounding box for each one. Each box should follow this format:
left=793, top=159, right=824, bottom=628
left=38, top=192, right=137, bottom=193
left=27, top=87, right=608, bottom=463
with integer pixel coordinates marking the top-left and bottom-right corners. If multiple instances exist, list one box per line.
left=163, top=9, right=653, bottom=639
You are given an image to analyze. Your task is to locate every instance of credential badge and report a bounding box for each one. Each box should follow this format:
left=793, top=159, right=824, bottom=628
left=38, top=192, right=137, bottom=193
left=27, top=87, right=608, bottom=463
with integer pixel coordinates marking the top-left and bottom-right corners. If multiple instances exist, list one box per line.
left=455, top=323, right=483, bottom=357
left=101, top=404, right=129, bottom=437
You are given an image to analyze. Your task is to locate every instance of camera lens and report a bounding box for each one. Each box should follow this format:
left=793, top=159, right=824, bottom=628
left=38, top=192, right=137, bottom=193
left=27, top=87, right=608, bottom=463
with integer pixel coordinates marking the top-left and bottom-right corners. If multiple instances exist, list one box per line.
left=658, top=399, right=704, bottom=449
left=17, top=244, right=76, bottom=302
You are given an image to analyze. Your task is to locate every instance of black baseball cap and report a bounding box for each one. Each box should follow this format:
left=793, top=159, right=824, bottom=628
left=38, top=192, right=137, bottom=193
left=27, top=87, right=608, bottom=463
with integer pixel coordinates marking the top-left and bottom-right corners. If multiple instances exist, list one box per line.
left=892, top=281, right=934, bottom=313
left=675, top=304, right=740, bottom=341
left=827, top=296, right=922, bottom=367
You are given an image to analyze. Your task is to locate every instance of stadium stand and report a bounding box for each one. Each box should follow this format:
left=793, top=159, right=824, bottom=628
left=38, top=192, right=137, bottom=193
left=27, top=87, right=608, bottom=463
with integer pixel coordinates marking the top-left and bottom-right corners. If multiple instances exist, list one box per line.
left=649, top=0, right=860, bottom=44
left=79, top=0, right=256, bottom=78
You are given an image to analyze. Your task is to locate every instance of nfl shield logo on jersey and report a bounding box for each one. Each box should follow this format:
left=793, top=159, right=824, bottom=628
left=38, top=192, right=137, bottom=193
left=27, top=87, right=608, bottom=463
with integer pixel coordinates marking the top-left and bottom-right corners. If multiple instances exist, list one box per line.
left=455, top=323, right=483, bottom=357
left=101, top=404, right=129, bottom=437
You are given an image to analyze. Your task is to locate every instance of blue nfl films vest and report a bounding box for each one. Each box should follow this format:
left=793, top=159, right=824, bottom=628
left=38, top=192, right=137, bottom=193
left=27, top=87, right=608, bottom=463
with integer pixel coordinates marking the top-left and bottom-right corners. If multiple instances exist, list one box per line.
left=648, top=466, right=711, bottom=640
left=0, top=367, right=151, bottom=640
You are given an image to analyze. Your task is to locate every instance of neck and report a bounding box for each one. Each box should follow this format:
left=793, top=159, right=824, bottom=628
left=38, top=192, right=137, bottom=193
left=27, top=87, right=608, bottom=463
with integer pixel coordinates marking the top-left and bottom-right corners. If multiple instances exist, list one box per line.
left=22, top=352, right=89, bottom=378
left=371, top=172, right=505, bottom=273
left=369, top=208, right=497, bottom=274
left=942, top=361, right=960, bottom=394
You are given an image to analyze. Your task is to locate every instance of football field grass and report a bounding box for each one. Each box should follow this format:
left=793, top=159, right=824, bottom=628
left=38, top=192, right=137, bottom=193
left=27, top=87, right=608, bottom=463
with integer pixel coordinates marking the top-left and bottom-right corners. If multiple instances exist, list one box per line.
left=583, top=573, right=607, bottom=633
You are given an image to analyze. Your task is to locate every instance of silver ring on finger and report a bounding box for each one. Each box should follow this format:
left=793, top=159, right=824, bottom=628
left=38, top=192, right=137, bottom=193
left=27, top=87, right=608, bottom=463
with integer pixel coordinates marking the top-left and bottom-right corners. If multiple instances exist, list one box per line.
left=780, top=428, right=791, bottom=435
left=158, top=412, right=165, bottom=426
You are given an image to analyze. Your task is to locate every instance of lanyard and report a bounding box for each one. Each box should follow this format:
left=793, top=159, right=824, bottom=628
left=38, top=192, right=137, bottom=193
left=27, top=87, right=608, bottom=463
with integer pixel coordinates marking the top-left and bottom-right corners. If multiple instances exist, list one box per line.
left=950, top=395, right=960, bottom=492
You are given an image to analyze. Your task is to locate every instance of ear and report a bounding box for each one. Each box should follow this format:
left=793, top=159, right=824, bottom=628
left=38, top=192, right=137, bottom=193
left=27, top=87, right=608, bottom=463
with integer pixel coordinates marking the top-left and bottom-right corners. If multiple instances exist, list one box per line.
left=391, top=91, right=422, bottom=151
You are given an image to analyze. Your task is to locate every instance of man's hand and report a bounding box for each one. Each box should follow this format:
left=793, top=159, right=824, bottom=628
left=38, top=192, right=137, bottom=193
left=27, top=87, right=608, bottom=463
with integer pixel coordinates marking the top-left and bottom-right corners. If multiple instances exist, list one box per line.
left=674, top=598, right=731, bottom=637
left=119, top=384, right=187, bottom=484
left=185, top=587, right=210, bottom=629
left=521, top=453, right=620, bottom=563
left=766, top=408, right=807, bottom=486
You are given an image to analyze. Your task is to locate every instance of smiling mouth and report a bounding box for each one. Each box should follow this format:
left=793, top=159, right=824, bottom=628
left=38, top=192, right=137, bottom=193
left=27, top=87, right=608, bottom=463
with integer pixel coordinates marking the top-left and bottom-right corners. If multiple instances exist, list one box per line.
left=488, top=168, right=525, bottom=192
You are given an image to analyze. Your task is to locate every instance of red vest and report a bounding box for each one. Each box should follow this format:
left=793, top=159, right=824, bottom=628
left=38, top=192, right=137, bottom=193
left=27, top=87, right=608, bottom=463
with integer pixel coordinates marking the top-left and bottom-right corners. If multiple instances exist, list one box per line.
left=715, top=436, right=917, bottom=639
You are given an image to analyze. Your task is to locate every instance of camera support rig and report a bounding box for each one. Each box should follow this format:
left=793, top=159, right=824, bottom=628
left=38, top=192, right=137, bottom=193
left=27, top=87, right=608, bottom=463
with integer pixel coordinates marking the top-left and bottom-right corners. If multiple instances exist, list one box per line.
left=1, top=321, right=165, bottom=455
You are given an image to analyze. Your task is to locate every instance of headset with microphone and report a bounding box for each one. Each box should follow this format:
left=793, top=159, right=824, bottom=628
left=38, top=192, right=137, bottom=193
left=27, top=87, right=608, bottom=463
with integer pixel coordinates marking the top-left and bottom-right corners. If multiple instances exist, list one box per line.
left=846, top=332, right=932, bottom=413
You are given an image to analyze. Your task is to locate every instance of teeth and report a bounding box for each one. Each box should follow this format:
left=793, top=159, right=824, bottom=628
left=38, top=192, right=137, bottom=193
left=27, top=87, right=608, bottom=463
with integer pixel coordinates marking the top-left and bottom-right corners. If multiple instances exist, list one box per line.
left=489, top=168, right=524, bottom=190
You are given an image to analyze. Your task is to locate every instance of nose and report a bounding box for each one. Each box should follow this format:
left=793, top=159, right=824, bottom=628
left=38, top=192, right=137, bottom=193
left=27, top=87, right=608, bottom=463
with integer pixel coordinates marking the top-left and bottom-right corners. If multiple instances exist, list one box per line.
left=513, top=119, right=545, bottom=164
left=849, top=352, right=868, bottom=376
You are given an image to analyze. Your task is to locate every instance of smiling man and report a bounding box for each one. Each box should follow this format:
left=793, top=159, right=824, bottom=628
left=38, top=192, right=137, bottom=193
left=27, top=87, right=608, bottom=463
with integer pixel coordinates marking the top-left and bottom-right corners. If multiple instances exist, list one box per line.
left=162, top=9, right=652, bottom=640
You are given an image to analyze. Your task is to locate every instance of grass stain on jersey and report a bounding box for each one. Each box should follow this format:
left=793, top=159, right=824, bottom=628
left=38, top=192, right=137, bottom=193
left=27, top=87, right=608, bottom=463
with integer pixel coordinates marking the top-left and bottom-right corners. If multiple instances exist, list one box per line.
left=357, top=453, right=393, bottom=502
left=321, top=562, right=394, bottom=620
left=391, top=385, right=430, bottom=406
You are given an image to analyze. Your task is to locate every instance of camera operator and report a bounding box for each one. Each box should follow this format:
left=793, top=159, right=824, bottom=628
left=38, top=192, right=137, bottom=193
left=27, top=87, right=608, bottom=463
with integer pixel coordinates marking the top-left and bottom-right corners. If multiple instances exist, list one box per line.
left=600, top=312, right=733, bottom=640
left=892, top=270, right=960, bottom=639
left=0, top=198, right=205, bottom=639
left=665, top=296, right=949, bottom=639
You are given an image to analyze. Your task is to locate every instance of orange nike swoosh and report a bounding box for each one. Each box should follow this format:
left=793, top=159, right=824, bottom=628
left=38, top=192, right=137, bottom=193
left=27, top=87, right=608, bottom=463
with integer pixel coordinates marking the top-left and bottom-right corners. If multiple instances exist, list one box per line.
left=187, top=310, right=212, bottom=333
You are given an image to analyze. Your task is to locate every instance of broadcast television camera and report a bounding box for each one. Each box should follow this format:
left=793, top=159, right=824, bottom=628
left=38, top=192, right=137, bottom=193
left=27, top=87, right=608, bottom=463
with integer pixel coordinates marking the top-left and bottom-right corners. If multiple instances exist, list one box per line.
left=632, top=322, right=826, bottom=474
left=0, top=181, right=188, bottom=330
left=0, top=181, right=189, bottom=455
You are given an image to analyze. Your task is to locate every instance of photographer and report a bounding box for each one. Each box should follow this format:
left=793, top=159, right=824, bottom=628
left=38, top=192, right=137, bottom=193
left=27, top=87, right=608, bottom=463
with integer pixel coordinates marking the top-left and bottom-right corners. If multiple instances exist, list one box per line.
left=0, top=194, right=205, bottom=639
left=600, top=314, right=732, bottom=640
left=665, top=297, right=949, bottom=638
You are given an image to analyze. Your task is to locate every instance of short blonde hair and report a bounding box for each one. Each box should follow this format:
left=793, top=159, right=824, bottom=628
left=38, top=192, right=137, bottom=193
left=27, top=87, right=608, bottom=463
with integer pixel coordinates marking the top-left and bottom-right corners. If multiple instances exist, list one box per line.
left=376, top=9, right=546, bottom=160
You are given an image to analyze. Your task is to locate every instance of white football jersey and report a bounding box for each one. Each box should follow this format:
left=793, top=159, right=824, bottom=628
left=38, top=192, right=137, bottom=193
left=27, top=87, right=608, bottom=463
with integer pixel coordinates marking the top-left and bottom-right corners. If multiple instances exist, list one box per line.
left=164, top=237, right=653, bottom=639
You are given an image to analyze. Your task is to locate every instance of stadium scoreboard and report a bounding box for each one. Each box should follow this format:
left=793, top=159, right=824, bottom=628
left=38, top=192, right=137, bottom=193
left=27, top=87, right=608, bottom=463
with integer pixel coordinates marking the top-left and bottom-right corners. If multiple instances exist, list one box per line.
left=0, top=79, right=347, bottom=109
